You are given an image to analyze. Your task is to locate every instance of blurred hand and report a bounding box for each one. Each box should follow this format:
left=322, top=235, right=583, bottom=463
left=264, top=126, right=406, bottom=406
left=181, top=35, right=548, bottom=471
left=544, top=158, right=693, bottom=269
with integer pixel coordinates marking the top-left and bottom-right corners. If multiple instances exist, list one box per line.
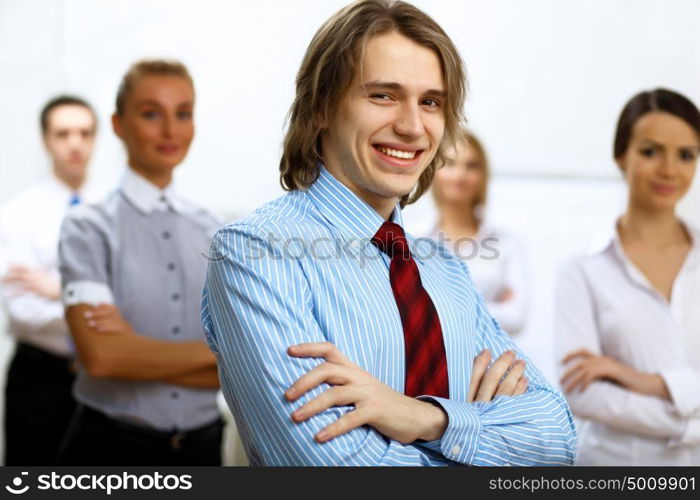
left=468, top=349, right=528, bottom=403
left=495, top=287, right=514, bottom=303
left=83, top=304, right=136, bottom=336
left=2, top=265, right=61, bottom=300
left=560, top=349, right=670, bottom=400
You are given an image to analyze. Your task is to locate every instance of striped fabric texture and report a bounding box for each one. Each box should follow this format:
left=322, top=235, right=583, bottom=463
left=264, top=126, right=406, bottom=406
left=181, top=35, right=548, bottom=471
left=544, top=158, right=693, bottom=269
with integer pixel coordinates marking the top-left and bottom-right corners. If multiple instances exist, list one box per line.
left=202, top=166, right=576, bottom=466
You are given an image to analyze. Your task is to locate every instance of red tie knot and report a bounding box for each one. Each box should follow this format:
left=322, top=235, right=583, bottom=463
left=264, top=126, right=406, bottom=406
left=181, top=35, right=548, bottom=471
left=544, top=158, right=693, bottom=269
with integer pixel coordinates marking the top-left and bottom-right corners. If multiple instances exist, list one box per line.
left=371, top=221, right=410, bottom=258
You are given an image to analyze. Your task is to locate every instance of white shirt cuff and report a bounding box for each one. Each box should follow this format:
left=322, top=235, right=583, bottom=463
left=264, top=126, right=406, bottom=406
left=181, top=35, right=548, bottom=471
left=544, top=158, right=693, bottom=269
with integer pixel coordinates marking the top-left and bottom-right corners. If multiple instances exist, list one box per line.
left=669, top=417, right=700, bottom=447
left=659, top=367, right=700, bottom=417
left=62, top=280, right=114, bottom=306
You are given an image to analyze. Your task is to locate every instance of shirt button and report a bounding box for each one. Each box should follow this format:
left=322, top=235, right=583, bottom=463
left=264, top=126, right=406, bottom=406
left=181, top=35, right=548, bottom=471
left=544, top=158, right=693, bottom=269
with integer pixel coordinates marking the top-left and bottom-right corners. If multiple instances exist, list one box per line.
left=172, top=326, right=181, bottom=335
left=162, top=231, right=171, bottom=239
left=172, top=293, right=180, bottom=301
left=167, top=262, right=176, bottom=271
left=450, top=445, right=461, bottom=456
left=160, top=195, right=167, bottom=202
left=171, top=391, right=179, bottom=399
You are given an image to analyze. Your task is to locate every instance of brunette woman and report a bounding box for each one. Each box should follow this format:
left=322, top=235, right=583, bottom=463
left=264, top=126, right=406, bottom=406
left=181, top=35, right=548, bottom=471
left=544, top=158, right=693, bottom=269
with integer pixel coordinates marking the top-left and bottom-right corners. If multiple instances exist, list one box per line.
left=557, top=88, right=700, bottom=465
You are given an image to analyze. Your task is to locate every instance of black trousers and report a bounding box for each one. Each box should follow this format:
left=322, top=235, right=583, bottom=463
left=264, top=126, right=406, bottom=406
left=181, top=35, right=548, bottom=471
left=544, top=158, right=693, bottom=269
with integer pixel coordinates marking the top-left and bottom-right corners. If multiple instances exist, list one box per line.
left=4, top=342, right=77, bottom=465
left=57, top=405, right=224, bottom=466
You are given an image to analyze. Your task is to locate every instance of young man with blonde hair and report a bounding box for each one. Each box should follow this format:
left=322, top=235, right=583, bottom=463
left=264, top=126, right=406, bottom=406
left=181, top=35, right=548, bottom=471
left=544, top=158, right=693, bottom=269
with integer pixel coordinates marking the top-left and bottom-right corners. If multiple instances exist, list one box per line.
left=203, top=0, right=576, bottom=466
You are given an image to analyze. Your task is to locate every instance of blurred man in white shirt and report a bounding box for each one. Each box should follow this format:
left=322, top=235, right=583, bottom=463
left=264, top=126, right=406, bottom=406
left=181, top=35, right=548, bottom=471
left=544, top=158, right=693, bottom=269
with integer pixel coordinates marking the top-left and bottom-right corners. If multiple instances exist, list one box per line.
left=0, top=95, right=104, bottom=464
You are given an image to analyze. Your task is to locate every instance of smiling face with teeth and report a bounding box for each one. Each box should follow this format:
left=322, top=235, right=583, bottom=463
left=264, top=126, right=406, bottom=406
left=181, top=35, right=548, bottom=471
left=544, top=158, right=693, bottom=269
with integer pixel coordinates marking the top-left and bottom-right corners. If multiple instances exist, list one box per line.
left=319, top=31, right=446, bottom=220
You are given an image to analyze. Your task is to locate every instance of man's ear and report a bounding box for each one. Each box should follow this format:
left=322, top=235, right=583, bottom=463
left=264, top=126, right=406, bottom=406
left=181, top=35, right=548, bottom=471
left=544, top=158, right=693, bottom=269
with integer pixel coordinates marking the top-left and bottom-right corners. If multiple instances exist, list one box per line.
left=111, top=113, right=123, bottom=139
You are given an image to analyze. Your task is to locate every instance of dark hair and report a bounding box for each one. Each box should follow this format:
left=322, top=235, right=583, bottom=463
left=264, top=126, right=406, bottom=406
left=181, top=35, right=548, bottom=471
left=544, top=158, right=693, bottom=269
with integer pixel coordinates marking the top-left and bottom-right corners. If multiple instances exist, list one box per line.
left=40, top=95, right=96, bottom=134
left=432, top=128, right=489, bottom=214
left=614, top=88, right=700, bottom=159
left=280, top=0, right=466, bottom=208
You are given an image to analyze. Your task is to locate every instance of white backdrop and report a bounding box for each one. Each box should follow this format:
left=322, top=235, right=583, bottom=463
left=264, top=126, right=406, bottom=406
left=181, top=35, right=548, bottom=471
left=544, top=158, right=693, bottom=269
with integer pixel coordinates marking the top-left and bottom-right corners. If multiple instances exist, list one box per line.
left=1, top=0, right=700, bottom=464
left=1, top=0, right=699, bottom=214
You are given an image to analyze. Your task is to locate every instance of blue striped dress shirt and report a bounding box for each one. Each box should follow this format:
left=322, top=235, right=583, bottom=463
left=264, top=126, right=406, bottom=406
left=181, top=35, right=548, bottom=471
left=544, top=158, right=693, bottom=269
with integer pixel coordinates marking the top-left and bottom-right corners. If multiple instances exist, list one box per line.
left=202, top=166, right=576, bottom=466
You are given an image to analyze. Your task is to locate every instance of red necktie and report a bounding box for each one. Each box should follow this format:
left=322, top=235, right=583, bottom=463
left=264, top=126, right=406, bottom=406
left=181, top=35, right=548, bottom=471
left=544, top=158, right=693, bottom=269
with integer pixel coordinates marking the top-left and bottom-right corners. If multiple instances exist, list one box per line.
left=371, top=221, right=449, bottom=399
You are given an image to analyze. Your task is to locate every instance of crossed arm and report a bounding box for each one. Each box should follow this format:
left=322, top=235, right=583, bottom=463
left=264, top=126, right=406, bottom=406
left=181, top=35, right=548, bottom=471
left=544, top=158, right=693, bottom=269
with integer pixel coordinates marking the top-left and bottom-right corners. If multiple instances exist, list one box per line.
left=58, top=211, right=219, bottom=389
left=0, top=223, right=64, bottom=331
left=203, top=225, right=576, bottom=466
left=560, top=349, right=670, bottom=400
left=66, top=303, right=219, bottom=389
left=284, top=342, right=528, bottom=445
left=2, top=265, right=61, bottom=301
left=555, top=260, right=700, bottom=446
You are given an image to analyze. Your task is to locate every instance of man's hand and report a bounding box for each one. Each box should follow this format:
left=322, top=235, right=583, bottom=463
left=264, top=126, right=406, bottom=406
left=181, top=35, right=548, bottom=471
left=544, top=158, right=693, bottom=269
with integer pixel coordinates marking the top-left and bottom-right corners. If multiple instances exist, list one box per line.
left=561, top=349, right=670, bottom=400
left=83, top=304, right=136, bottom=336
left=2, top=265, right=61, bottom=300
left=285, top=342, right=448, bottom=444
left=468, top=349, right=528, bottom=403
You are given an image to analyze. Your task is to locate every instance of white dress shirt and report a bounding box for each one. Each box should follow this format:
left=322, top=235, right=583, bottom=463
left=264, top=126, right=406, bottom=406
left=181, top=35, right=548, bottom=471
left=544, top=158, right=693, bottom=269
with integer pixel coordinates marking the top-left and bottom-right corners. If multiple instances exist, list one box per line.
left=426, top=221, right=529, bottom=335
left=555, top=219, right=700, bottom=465
left=0, top=175, right=107, bottom=356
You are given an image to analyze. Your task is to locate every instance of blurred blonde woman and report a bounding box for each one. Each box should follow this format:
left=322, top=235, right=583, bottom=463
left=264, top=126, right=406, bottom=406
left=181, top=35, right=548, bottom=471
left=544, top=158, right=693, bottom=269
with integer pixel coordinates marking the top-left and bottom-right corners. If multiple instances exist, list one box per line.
left=556, top=88, right=700, bottom=465
left=428, top=130, right=528, bottom=335
left=57, top=60, right=223, bottom=465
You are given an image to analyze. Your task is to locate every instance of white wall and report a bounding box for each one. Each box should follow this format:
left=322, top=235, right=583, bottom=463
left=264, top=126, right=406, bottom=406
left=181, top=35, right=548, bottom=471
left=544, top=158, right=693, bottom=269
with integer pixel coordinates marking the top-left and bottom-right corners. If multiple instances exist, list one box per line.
left=0, top=0, right=699, bottom=463
left=404, top=176, right=629, bottom=383
left=1, top=0, right=699, bottom=214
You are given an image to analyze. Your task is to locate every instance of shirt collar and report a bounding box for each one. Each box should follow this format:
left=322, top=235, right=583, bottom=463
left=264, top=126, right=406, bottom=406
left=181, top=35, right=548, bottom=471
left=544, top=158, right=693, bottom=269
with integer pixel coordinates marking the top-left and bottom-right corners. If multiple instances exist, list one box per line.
left=119, top=168, right=188, bottom=214
left=306, top=165, right=423, bottom=258
left=45, top=174, right=85, bottom=203
left=588, top=217, right=700, bottom=270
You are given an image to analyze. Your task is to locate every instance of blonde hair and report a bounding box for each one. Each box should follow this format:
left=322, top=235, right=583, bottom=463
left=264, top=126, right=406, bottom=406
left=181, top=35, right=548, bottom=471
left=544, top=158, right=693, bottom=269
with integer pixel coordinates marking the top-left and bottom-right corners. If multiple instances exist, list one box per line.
left=463, top=130, right=489, bottom=209
left=434, top=129, right=490, bottom=210
left=115, top=59, right=193, bottom=115
left=280, top=0, right=467, bottom=207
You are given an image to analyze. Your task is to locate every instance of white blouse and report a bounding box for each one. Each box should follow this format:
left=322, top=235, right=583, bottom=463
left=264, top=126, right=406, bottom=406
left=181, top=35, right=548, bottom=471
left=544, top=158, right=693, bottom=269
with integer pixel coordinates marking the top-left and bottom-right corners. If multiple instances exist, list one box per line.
left=555, top=220, right=700, bottom=465
left=426, top=221, right=529, bottom=336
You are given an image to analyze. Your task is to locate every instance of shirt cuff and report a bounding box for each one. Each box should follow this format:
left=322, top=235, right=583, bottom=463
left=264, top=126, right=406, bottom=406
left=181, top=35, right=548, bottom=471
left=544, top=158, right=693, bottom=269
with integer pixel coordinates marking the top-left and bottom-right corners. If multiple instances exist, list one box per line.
left=416, top=396, right=482, bottom=464
left=669, top=417, right=700, bottom=448
left=62, top=280, right=114, bottom=306
left=659, top=367, right=700, bottom=417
